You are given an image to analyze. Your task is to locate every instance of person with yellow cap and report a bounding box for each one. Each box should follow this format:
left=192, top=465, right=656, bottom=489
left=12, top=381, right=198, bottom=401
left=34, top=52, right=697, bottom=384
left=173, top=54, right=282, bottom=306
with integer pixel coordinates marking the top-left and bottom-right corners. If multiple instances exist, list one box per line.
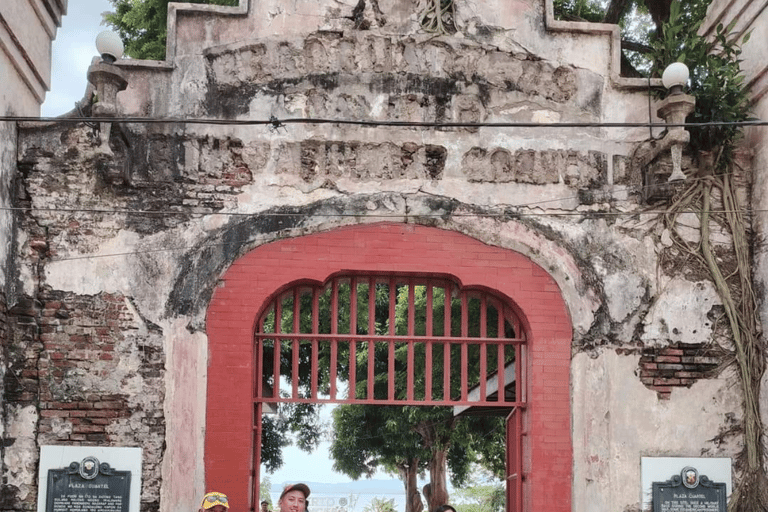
left=277, top=484, right=310, bottom=512
left=200, top=492, right=230, bottom=512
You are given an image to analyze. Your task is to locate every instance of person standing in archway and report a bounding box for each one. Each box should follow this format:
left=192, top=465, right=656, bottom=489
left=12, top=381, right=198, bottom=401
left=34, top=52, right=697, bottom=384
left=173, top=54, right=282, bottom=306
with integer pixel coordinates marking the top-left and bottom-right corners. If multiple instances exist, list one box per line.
left=278, top=484, right=310, bottom=512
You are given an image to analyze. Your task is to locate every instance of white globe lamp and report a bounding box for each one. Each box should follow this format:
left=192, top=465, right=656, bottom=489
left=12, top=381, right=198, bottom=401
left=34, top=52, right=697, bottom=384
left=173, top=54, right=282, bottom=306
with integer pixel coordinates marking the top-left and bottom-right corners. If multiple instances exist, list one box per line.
left=95, top=30, right=124, bottom=63
left=662, top=62, right=689, bottom=94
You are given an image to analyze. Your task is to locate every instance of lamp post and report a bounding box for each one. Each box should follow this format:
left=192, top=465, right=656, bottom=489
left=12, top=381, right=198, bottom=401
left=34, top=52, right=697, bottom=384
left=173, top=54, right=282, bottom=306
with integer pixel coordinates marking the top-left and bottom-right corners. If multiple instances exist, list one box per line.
left=657, top=62, right=695, bottom=182
left=87, top=31, right=128, bottom=155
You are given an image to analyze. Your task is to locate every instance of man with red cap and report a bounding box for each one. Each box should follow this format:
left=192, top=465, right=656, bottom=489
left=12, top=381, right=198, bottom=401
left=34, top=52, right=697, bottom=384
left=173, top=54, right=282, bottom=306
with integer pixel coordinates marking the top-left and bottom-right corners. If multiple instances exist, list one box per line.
left=278, top=484, right=310, bottom=512
left=199, top=492, right=230, bottom=512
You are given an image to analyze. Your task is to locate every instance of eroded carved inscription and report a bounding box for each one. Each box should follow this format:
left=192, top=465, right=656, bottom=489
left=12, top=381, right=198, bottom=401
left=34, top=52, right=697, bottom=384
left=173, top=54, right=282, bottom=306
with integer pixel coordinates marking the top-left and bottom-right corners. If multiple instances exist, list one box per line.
left=462, top=148, right=606, bottom=187
left=276, top=141, right=446, bottom=181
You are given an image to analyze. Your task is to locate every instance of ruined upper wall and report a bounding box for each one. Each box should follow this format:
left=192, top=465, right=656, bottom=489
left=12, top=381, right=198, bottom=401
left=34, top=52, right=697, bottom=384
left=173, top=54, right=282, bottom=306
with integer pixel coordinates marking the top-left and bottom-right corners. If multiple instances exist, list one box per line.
left=114, top=0, right=655, bottom=123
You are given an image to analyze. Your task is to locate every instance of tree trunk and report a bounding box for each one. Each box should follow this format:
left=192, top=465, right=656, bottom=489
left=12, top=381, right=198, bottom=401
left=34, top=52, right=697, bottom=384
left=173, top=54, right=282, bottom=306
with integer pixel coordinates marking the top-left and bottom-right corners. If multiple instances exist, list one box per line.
left=602, top=0, right=631, bottom=24
left=426, top=449, right=449, bottom=512
left=400, top=459, right=423, bottom=512
left=646, top=0, right=672, bottom=33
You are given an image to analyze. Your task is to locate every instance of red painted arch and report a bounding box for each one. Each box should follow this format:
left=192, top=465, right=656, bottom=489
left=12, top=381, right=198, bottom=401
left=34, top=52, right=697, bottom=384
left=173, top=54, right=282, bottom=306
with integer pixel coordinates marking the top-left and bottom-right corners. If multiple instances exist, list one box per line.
left=205, top=222, right=573, bottom=512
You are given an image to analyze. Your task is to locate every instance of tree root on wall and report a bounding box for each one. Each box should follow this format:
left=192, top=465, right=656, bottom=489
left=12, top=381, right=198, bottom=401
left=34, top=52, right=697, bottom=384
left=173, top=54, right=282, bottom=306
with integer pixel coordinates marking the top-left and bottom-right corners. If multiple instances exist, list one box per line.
left=660, top=166, right=768, bottom=511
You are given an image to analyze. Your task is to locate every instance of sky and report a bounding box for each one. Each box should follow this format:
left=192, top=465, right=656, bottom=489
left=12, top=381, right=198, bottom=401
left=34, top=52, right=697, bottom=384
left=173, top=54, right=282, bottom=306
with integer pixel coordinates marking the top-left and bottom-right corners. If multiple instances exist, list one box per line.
left=42, top=0, right=114, bottom=117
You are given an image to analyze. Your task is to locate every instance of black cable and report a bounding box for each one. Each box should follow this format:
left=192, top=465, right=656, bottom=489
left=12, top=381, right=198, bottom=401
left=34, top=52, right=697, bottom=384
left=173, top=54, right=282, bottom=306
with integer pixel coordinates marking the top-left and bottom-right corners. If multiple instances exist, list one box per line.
left=3, top=115, right=768, bottom=129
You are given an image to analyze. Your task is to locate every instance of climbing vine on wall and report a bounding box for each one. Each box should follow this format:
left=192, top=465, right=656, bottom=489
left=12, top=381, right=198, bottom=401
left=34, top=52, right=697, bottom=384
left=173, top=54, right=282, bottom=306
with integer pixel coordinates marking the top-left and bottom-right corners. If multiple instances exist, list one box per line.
left=650, top=4, right=767, bottom=511
left=419, top=0, right=456, bottom=35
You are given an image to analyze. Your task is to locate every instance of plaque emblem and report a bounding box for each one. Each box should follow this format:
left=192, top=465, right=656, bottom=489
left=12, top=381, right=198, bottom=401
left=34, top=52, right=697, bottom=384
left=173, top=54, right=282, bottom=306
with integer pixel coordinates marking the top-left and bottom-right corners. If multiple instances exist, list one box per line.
left=681, top=466, right=699, bottom=488
left=79, top=456, right=100, bottom=480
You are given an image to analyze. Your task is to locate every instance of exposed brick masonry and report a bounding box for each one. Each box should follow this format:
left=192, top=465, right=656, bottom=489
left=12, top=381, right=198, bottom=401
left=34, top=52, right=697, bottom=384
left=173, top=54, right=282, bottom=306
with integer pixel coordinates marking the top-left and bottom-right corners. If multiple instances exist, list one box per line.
left=33, top=290, right=165, bottom=511
left=637, top=343, right=720, bottom=399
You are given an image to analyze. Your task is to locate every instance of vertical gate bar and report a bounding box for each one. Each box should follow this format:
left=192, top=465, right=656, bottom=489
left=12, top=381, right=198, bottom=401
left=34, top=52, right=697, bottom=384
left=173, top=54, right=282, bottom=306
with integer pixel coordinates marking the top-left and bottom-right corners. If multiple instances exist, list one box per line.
left=498, top=342, right=506, bottom=404
left=514, top=309, right=525, bottom=403
left=273, top=300, right=282, bottom=400
left=518, top=339, right=526, bottom=404
left=425, top=283, right=433, bottom=336
left=480, top=295, right=488, bottom=338
left=389, top=277, right=396, bottom=335
left=515, top=406, right=523, bottom=512
left=293, top=288, right=301, bottom=334
left=253, top=402, right=263, bottom=512
left=506, top=407, right=514, bottom=512
left=255, top=325, right=263, bottom=399
left=407, top=280, right=415, bottom=336
left=253, top=332, right=262, bottom=509
left=497, top=301, right=506, bottom=403
left=388, top=338, right=396, bottom=401
left=425, top=283, right=433, bottom=402
left=368, top=279, right=376, bottom=400
left=388, top=277, right=396, bottom=401
left=479, top=295, right=487, bottom=402
left=461, top=293, right=469, bottom=401
left=407, top=281, right=415, bottom=401
left=311, top=288, right=320, bottom=400
left=407, top=339, right=415, bottom=401
left=332, top=279, right=340, bottom=334
left=443, top=284, right=451, bottom=401
left=292, top=288, right=300, bottom=399
left=330, top=279, right=339, bottom=399
left=497, top=299, right=505, bottom=339
left=349, top=277, right=358, bottom=399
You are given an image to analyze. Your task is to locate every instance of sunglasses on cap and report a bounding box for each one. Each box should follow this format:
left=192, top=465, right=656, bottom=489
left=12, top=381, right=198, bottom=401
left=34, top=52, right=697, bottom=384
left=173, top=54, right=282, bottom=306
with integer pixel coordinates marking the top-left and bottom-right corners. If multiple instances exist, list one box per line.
left=202, top=493, right=229, bottom=508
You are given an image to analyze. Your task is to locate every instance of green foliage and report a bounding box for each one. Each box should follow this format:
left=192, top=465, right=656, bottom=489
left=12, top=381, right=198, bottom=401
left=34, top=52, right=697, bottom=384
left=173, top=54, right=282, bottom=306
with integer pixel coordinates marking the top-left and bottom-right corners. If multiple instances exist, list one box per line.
left=649, top=1, right=752, bottom=170
left=451, top=468, right=505, bottom=512
left=330, top=404, right=428, bottom=479
left=260, top=403, right=323, bottom=472
left=330, top=404, right=504, bottom=486
left=552, top=0, right=606, bottom=23
left=260, top=476, right=273, bottom=506
left=104, top=0, right=238, bottom=60
left=363, top=497, right=397, bottom=512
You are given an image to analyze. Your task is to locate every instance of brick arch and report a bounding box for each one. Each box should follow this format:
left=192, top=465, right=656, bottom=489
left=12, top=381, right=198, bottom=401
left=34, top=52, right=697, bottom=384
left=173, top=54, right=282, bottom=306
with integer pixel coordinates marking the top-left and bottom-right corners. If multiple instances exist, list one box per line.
left=205, top=222, right=572, bottom=511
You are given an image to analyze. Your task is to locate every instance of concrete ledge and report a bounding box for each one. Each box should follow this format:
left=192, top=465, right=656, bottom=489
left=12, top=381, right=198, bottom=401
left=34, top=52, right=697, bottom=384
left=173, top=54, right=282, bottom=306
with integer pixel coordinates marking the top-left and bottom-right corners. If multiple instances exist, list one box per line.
left=544, top=0, right=661, bottom=91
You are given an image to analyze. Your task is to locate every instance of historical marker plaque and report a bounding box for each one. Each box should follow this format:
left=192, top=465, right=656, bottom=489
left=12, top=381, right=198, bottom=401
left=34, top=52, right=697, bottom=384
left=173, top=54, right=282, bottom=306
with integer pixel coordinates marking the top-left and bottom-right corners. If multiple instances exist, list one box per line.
left=652, top=466, right=726, bottom=512
left=46, top=457, right=131, bottom=512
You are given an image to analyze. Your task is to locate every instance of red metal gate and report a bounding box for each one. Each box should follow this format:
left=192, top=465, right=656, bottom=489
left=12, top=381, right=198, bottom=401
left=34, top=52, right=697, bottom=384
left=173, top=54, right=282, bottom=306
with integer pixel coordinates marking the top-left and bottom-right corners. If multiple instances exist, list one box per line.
left=253, top=273, right=526, bottom=510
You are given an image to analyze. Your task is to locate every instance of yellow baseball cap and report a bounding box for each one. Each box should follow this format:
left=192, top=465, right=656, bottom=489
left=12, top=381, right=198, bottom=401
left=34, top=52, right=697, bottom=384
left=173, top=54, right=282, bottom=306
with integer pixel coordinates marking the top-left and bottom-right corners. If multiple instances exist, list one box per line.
left=202, top=492, right=229, bottom=510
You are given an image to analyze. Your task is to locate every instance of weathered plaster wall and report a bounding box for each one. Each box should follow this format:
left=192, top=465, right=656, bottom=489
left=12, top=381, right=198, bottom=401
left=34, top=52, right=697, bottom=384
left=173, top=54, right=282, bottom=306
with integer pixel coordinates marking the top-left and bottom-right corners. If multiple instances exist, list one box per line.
left=6, top=1, right=758, bottom=512
left=572, top=351, right=741, bottom=511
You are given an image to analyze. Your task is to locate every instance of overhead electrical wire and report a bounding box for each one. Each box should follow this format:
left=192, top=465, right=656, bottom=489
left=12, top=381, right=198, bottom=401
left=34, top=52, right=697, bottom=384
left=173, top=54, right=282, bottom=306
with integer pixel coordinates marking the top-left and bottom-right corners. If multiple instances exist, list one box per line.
left=2, top=115, right=768, bottom=129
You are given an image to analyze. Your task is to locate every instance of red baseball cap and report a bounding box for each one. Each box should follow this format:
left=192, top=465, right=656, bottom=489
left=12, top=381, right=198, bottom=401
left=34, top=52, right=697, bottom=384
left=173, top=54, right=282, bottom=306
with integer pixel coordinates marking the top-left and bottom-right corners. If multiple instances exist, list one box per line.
left=280, top=484, right=310, bottom=500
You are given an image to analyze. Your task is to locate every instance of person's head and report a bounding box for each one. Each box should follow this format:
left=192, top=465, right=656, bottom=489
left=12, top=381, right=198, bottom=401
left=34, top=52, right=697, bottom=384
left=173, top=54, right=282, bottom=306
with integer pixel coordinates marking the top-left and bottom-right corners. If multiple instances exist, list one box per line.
left=434, top=505, right=456, bottom=512
left=200, top=492, right=229, bottom=512
left=261, top=501, right=270, bottom=512
left=278, top=484, right=310, bottom=512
